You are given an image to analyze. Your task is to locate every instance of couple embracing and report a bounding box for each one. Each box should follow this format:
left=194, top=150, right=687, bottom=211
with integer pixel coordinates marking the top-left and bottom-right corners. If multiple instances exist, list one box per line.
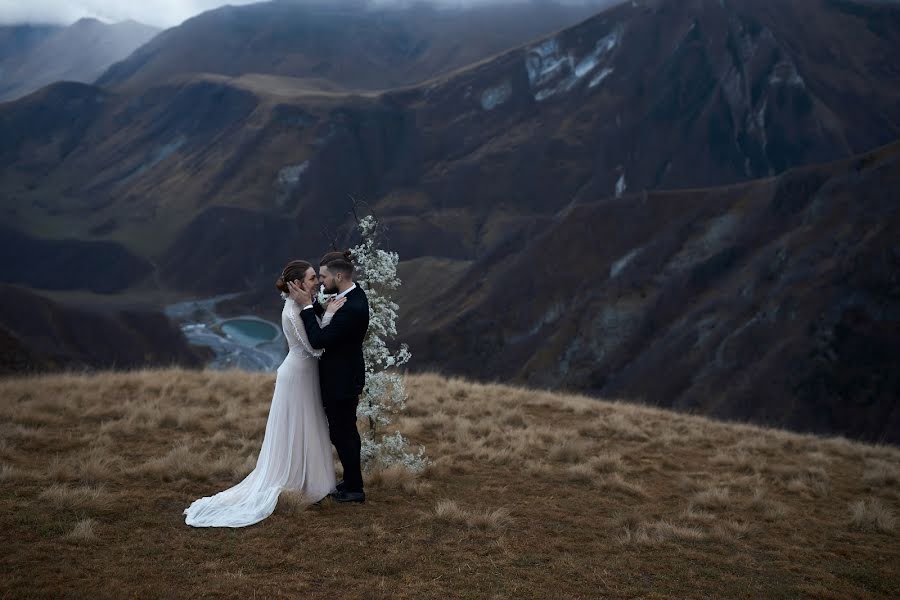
left=184, top=250, right=369, bottom=528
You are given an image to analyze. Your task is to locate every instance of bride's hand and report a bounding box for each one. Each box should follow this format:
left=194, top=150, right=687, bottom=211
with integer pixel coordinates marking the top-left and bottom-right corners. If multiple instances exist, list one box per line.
left=324, top=296, right=347, bottom=314
left=287, top=280, right=312, bottom=305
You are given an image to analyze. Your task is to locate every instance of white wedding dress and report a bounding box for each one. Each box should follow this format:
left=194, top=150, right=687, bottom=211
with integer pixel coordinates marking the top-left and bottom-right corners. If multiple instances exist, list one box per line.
left=183, top=298, right=337, bottom=527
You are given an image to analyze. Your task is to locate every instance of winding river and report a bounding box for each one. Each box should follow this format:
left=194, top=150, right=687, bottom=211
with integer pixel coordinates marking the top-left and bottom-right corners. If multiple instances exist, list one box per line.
left=165, top=294, right=287, bottom=371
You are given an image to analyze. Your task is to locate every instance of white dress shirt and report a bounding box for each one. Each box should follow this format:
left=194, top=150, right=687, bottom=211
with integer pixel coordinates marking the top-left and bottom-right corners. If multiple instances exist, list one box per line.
left=302, top=283, right=356, bottom=312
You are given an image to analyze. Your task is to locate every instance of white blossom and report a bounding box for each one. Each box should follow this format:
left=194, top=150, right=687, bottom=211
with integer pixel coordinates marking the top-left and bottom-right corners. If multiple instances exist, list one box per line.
left=351, top=214, right=428, bottom=472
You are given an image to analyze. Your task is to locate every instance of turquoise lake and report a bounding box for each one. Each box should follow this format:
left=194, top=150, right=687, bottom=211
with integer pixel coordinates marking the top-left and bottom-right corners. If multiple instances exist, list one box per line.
left=220, top=318, right=280, bottom=346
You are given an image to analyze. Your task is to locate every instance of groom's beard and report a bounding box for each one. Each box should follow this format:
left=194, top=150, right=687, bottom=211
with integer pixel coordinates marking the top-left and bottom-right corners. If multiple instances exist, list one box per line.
left=323, top=284, right=339, bottom=294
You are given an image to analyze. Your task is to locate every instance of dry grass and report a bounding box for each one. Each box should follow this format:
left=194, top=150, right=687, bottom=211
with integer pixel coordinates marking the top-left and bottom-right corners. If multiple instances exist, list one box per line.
left=643, top=520, right=708, bottom=542
left=0, top=368, right=898, bottom=598
left=564, top=463, right=596, bottom=483
left=590, top=451, right=624, bottom=473
left=748, top=487, right=790, bottom=522
left=691, top=486, right=733, bottom=510
left=849, top=498, right=896, bottom=533
left=39, top=484, right=113, bottom=512
left=274, top=490, right=315, bottom=516
left=430, top=499, right=511, bottom=530
left=368, top=464, right=432, bottom=496
left=65, top=518, right=99, bottom=542
left=547, top=439, right=587, bottom=463
left=618, top=517, right=707, bottom=545
left=597, top=472, right=649, bottom=498
left=864, top=459, right=900, bottom=488
left=784, top=466, right=831, bottom=497
left=0, top=462, right=18, bottom=481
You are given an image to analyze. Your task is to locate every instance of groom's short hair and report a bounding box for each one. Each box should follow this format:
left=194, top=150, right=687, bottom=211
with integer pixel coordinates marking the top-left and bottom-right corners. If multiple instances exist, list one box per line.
left=320, top=250, right=354, bottom=277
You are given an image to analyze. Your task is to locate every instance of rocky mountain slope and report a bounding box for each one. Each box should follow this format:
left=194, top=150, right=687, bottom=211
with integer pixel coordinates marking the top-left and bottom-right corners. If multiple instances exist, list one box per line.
left=399, top=140, right=900, bottom=444
left=0, top=0, right=897, bottom=440
left=0, top=19, right=159, bottom=102
left=2, top=0, right=897, bottom=294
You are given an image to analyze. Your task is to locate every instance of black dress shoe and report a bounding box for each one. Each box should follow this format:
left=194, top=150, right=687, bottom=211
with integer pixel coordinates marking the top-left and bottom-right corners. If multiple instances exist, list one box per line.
left=328, top=480, right=346, bottom=497
left=332, top=490, right=366, bottom=503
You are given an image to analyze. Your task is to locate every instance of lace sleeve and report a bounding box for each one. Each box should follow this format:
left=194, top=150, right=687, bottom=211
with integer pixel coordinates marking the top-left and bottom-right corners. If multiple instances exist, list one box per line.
left=285, top=300, right=323, bottom=358
left=320, top=312, right=334, bottom=328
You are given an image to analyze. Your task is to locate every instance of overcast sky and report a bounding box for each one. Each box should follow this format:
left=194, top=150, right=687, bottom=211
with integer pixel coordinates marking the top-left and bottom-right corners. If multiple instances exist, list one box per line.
left=0, top=0, right=271, bottom=27
left=1, top=0, right=597, bottom=28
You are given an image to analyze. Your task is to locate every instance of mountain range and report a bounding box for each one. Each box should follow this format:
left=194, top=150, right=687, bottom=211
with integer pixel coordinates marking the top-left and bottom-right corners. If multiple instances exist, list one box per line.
left=0, top=18, right=160, bottom=102
left=0, top=0, right=897, bottom=441
left=96, top=0, right=625, bottom=93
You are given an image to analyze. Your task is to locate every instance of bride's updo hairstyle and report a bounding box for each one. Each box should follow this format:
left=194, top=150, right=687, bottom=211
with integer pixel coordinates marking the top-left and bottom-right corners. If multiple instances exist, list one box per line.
left=276, top=259, right=313, bottom=294
left=319, top=250, right=354, bottom=277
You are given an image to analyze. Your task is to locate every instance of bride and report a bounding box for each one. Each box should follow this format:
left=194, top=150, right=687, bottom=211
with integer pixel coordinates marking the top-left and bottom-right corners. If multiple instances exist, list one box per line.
left=183, top=260, right=345, bottom=528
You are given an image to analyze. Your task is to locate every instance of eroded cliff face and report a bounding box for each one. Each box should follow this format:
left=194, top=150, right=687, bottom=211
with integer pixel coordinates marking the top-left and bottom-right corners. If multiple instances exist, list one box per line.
left=399, top=141, right=900, bottom=443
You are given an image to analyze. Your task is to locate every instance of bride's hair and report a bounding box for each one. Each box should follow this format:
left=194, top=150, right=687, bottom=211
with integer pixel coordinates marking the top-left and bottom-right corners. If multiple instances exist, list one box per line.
left=319, top=250, right=354, bottom=276
left=276, top=259, right=312, bottom=294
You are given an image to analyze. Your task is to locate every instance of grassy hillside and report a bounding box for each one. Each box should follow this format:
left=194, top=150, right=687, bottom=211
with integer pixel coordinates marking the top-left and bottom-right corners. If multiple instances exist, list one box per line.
left=1, top=369, right=898, bottom=598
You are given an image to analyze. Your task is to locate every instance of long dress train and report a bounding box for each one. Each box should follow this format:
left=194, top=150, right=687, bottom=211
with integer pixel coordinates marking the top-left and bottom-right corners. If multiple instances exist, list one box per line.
left=183, top=298, right=337, bottom=527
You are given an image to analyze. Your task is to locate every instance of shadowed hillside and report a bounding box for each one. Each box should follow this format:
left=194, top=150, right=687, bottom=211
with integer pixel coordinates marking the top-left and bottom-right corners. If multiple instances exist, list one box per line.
left=399, top=139, right=900, bottom=444
left=0, top=285, right=206, bottom=373
left=0, top=224, right=152, bottom=294
left=0, top=370, right=897, bottom=597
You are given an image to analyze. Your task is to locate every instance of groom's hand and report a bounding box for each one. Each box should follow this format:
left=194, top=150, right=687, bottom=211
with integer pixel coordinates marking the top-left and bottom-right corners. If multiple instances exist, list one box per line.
left=287, top=280, right=312, bottom=307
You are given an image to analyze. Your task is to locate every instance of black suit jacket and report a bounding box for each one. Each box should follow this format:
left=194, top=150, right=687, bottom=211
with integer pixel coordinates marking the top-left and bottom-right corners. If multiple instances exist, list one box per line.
left=300, top=286, right=369, bottom=399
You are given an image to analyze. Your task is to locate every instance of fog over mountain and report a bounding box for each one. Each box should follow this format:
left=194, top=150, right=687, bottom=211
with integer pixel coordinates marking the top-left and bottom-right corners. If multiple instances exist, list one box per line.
left=0, top=0, right=260, bottom=27
left=0, top=18, right=160, bottom=101
left=0, top=0, right=624, bottom=28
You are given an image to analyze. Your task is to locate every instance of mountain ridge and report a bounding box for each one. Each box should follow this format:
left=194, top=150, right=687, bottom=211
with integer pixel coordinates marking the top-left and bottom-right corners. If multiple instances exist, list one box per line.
left=4, top=0, right=898, bottom=274
left=0, top=19, right=160, bottom=102
left=95, top=0, right=625, bottom=92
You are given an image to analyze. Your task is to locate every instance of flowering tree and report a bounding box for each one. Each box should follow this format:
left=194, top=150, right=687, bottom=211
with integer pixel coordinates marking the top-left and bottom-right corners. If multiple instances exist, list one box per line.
left=344, top=214, right=428, bottom=472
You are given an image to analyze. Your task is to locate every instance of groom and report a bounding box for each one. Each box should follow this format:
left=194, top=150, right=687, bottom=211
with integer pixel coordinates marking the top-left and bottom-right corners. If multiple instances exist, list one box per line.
left=288, top=251, right=369, bottom=503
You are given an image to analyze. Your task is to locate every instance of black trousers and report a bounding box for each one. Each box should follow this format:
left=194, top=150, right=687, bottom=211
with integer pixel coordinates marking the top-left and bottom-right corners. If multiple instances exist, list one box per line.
left=323, top=393, right=363, bottom=492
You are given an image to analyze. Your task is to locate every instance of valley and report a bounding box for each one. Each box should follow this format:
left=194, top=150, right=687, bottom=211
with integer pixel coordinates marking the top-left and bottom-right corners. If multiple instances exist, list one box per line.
left=164, top=294, right=287, bottom=371
left=0, top=0, right=898, bottom=442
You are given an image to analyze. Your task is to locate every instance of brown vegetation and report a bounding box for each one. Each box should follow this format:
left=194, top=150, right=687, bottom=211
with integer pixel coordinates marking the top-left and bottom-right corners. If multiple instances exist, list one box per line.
left=0, top=369, right=898, bottom=598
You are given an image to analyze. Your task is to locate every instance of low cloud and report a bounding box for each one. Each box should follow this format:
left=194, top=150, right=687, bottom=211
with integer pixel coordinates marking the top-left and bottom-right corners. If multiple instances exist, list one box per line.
left=0, top=0, right=623, bottom=29
left=0, top=0, right=261, bottom=28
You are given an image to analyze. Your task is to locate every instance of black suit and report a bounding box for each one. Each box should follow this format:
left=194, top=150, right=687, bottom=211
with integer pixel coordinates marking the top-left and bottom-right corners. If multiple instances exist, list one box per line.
left=300, top=285, right=369, bottom=493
